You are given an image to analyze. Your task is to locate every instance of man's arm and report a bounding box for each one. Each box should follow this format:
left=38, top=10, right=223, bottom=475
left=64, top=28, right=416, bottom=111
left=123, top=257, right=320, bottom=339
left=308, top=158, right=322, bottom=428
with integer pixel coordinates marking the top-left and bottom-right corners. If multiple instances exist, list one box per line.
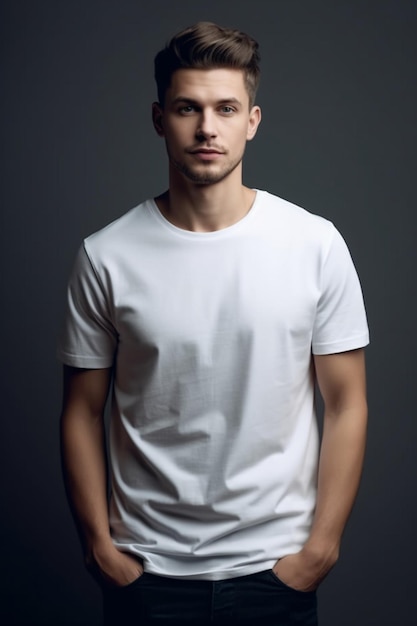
left=273, top=348, right=368, bottom=591
left=60, top=365, right=143, bottom=587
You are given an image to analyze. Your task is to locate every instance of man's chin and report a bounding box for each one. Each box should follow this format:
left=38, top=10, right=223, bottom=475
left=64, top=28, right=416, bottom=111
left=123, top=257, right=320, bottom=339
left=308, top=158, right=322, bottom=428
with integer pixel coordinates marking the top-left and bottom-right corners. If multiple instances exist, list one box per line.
left=175, top=162, right=241, bottom=186
left=188, top=174, right=225, bottom=185
left=178, top=166, right=227, bottom=186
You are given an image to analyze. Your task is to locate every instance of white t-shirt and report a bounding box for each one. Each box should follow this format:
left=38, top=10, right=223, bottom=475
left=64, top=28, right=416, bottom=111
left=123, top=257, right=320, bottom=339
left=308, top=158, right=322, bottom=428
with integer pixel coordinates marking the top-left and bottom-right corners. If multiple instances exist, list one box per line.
left=58, top=190, right=369, bottom=580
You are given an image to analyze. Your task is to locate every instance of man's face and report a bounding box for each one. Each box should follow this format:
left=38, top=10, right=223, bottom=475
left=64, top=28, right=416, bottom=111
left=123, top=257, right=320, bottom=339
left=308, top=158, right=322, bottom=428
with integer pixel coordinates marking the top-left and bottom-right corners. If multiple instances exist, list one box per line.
left=153, top=68, right=261, bottom=186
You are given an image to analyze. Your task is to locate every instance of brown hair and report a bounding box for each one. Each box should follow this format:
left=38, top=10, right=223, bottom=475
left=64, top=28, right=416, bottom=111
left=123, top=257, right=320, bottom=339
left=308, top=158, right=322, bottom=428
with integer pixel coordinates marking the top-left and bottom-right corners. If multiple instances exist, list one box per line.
left=154, top=22, right=260, bottom=107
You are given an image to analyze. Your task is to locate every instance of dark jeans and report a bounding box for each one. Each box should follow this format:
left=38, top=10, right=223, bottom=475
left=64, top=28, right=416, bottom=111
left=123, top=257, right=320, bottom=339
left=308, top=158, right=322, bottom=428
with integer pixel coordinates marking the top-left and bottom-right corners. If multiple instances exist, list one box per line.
left=103, top=569, right=318, bottom=625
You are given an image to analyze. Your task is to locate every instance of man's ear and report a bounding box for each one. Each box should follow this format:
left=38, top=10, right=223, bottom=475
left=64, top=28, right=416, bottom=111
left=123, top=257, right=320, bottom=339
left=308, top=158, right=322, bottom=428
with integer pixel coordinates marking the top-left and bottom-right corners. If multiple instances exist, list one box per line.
left=152, top=102, right=165, bottom=136
left=246, top=105, right=262, bottom=141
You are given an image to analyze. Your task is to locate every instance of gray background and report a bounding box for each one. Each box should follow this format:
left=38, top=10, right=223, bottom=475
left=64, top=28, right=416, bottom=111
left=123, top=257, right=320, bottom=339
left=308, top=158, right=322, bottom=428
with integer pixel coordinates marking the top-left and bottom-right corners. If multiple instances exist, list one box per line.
left=1, top=0, right=416, bottom=624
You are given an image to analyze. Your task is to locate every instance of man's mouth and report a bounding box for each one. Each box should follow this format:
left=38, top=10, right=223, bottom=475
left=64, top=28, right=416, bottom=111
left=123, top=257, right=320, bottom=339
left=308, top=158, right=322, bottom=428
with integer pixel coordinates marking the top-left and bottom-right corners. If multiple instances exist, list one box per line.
left=189, top=148, right=224, bottom=154
left=187, top=147, right=225, bottom=160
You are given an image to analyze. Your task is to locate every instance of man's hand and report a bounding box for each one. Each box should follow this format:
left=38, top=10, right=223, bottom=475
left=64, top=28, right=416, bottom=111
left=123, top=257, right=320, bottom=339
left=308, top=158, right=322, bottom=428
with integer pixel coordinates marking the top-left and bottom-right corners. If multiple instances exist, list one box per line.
left=272, top=546, right=338, bottom=592
left=86, top=539, right=144, bottom=588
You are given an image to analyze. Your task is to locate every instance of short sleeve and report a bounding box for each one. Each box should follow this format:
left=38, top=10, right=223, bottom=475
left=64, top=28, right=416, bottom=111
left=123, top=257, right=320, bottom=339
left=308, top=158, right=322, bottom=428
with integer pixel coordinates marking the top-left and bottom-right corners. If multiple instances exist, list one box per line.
left=57, top=243, right=117, bottom=368
left=312, top=227, right=369, bottom=355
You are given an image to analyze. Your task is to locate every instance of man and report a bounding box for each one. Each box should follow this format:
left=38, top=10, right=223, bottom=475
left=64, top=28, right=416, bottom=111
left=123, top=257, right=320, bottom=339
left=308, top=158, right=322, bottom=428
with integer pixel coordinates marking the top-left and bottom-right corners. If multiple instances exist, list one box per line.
left=59, top=22, right=369, bottom=625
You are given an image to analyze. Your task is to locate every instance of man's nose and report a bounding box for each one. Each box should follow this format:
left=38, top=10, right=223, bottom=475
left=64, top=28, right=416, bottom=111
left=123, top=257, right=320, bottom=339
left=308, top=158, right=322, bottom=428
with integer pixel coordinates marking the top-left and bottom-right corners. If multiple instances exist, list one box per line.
left=196, top=110, right=217, bottom=139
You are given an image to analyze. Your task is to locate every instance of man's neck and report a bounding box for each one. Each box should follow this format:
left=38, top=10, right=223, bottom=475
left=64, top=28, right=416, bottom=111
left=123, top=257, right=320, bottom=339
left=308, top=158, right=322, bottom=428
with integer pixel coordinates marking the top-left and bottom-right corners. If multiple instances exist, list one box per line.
left=155, top=173, right=256, bottom=233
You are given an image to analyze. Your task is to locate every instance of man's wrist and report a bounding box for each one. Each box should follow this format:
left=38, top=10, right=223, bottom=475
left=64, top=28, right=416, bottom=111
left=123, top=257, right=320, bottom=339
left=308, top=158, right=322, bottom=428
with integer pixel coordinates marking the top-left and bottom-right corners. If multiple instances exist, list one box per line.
left=301, top=538, right=340, bottom=572
left=84, top=533, right=115, bottom=566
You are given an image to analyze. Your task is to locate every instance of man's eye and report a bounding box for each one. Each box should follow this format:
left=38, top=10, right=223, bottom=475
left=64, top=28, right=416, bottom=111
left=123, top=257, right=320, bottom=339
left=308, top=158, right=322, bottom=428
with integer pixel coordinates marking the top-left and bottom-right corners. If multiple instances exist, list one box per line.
left=179, top=106, right=195, bottom=114
left=220, top=106, right=235, bottom=114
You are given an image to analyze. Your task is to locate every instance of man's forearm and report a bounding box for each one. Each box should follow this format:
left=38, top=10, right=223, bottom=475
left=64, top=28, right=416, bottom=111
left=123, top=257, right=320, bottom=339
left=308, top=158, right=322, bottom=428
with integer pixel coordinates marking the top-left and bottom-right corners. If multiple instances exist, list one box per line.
left=60, top=367, right=143, bottom=587
left=60, top=408, right=145, bottom=586
left=60, top=409, right=111, bottom=555
left=274, top=349, right=368, bottom=591
left=304, top=400, right=368, bottom=573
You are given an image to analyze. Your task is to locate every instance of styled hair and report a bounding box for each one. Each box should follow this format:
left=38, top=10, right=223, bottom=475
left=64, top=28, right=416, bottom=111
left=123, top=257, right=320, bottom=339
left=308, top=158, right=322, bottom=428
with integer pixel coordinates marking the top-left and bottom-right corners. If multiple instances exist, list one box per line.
left=154, top=22, right=260, bottom=107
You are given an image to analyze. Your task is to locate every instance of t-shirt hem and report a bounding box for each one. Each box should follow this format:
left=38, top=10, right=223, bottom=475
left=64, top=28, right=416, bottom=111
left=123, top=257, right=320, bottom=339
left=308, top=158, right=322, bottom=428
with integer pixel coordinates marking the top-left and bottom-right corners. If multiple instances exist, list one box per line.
left=56, top=350, right=113, bottom=369
left=312, top=332, right=370, bottom=355
left=142, top=560, right=278, bottom=581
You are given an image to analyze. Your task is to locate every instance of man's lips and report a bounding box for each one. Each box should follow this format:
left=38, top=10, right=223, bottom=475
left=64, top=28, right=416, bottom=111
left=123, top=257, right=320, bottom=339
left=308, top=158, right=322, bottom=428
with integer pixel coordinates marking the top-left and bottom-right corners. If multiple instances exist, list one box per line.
left=187, top=148, right=225, bottom=160
left=188, top=148, right=224, bottom=154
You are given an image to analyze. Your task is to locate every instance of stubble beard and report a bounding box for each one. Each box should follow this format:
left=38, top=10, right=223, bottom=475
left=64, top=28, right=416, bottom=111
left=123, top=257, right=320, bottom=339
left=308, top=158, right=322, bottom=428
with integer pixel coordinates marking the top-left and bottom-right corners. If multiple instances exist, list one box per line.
left=168, top=149, right=245, bottom=186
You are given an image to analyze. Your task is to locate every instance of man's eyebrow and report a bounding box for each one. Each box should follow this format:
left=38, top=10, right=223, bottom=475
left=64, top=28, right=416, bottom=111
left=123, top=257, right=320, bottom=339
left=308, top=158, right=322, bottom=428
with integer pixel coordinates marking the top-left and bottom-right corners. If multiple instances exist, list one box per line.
left=170, top=97, right=243, bottom=106
left=217, top=98, right=242, bottom=106
left=170, top=97, right=199, bottom=106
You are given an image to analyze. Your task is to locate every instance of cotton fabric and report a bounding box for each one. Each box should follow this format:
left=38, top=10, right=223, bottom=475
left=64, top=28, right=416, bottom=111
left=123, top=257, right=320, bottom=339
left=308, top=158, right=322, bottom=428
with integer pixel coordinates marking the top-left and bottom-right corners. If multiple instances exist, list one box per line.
left=58, top=190, right=369, bottom=580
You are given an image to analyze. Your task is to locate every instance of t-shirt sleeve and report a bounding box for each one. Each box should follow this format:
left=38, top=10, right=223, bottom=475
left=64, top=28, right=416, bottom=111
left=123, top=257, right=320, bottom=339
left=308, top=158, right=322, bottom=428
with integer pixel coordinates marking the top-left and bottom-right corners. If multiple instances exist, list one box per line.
left=57, top=243, right=117, bottom=368
left=312, top=226, right=369, bottom=355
